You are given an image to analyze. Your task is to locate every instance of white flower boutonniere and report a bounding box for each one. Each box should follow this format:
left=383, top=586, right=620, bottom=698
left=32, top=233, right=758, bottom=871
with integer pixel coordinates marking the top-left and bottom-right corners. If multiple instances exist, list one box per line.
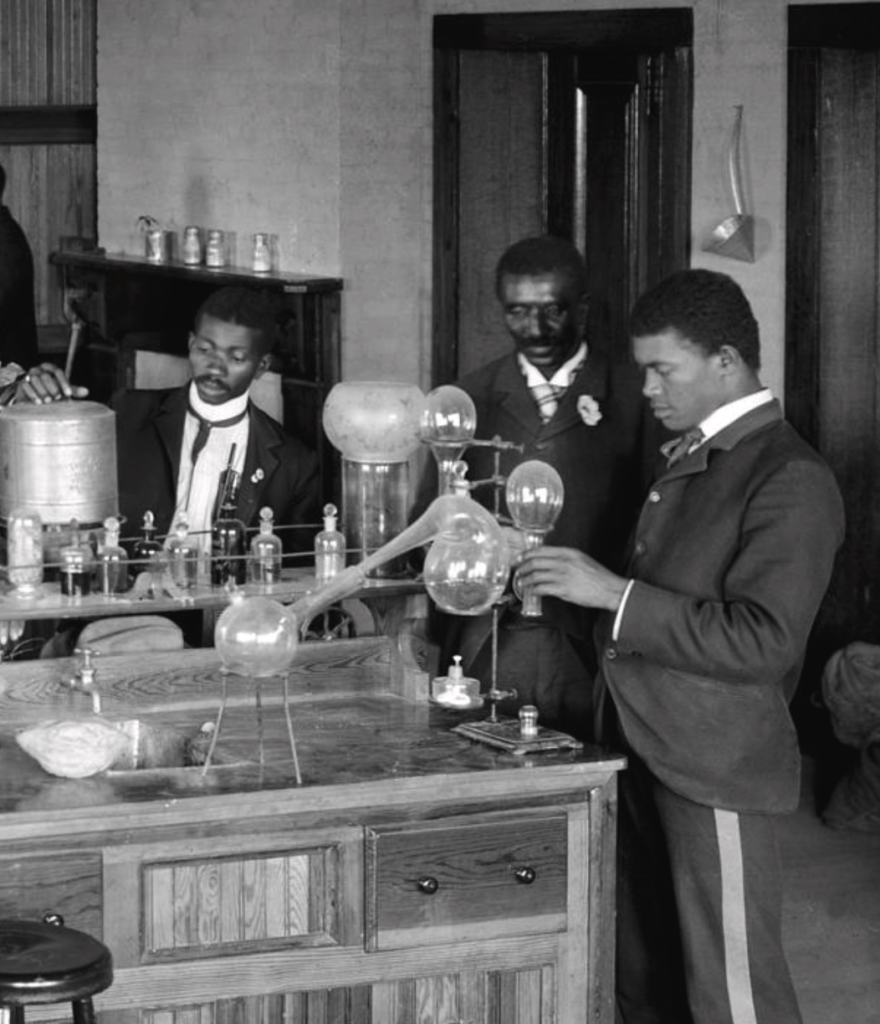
left=577, top=395, right=603, bottom=426
left=251, top=468, right=265, bottom=484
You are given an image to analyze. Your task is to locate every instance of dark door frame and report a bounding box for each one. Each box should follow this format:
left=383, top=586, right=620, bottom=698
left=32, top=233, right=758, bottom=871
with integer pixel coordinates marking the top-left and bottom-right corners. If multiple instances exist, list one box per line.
left=432, top=9, right=693, bottom=385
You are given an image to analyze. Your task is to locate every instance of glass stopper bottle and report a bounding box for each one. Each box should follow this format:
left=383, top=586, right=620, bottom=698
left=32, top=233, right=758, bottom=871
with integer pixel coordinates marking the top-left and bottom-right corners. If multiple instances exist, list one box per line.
left=211, top=471, right=247, bottom=586
left=6, top=508, right=43, bottom=596
left=132, top=510, right=164, bottom=575
left=96, top=515, right=129, bottom=595
left=250, top=506, right=283, bottom=586
left=314, top=503, right=345, bottom=583
left=59, top=518, right=93, bottom=597
left=165, top=515, right=199, bottom=589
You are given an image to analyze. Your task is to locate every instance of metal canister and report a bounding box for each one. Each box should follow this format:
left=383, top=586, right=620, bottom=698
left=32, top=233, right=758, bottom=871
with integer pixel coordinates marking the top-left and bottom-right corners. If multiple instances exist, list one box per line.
left=145, top=228, right=166, bottom=262
left=0, top=402, right=118, bottom=526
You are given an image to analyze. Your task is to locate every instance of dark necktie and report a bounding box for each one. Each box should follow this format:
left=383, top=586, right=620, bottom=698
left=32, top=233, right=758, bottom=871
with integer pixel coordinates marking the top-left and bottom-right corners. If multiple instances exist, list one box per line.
left=661, top=427, right=705, bottom=467
left=188, top=403, right=249, bottom=465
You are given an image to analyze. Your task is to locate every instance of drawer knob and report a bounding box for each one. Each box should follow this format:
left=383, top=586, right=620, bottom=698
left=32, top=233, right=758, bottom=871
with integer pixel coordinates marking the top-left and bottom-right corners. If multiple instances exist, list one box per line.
left=416, top=875, right=440, bottom=894
left=514, top=865, right=537, bottom=885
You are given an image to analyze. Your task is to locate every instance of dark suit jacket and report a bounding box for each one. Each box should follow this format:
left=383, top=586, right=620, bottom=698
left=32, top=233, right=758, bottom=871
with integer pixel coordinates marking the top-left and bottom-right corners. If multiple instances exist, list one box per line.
left=598, top=400, right=845, bottom=813
left=0, top=205, right=39, bottom=368
left=113, top=386, right=320, bottom=552
left=419, top=349, right=664, bottom=667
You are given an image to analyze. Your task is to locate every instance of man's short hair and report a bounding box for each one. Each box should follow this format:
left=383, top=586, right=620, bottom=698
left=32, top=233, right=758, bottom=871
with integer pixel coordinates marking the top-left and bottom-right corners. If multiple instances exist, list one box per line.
left=628, top=269, right=761, bottom=369
left=495, top=235, right=588, bottom=299
left=194, top=287, right=278, bottom=356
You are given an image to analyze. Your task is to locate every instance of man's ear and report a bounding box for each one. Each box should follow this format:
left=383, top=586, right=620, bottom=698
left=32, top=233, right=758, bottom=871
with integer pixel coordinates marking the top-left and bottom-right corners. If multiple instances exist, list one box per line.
left=253, top=353, right=271, bottom=380
left=187, top=331, right=196, bottom=351
left=717, top=344, right=740, bottom=372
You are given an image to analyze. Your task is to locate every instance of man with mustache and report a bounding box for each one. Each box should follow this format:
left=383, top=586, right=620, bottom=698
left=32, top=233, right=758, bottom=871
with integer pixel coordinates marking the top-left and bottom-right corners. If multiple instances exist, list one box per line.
left=420, top=235, right=660, bottom=740
left=114, top=286, right=319, bottom=553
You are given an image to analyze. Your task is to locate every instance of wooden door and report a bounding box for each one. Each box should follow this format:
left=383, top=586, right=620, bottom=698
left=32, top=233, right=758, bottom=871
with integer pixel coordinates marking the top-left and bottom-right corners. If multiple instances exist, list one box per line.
left=786, top=8, right=880, bottom=663
left=433, top=10, right=692, bottom=384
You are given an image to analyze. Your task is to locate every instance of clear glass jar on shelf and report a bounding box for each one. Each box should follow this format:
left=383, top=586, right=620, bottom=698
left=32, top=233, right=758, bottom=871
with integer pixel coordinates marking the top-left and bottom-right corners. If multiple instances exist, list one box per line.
left=6, top=508, right=43, bottom=596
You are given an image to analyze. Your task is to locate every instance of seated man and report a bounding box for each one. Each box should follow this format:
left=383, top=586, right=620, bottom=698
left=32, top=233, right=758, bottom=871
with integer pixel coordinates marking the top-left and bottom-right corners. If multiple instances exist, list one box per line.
left=113, top=286, right=319, bottom=555
left=17, top=288, right=319, bottom=655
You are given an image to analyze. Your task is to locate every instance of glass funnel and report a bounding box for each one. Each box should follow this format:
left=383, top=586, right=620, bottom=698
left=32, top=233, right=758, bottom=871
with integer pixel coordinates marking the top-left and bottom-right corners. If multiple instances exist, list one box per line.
left=419, top=385, right=477, bottom=494
left=506, top=460, right=565, bottom=617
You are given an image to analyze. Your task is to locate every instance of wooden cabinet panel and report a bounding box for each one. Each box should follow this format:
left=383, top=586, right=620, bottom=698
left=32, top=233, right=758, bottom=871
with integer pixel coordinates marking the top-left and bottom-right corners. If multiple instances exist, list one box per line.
left=365, top=812, right=567, bottom=950
left=0, top=851, right=102, bottom=938
left=103, top=828, right=362, bottom=967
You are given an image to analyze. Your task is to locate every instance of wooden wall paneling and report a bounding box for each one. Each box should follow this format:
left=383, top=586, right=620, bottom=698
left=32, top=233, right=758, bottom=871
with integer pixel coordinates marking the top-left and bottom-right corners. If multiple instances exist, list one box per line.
left=49, top=0, right=97, bottom=104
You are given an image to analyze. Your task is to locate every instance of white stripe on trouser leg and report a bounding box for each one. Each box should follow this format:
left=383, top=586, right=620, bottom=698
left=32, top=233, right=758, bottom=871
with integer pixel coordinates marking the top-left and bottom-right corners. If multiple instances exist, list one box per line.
left=715, top=809, right=758, bottom=1024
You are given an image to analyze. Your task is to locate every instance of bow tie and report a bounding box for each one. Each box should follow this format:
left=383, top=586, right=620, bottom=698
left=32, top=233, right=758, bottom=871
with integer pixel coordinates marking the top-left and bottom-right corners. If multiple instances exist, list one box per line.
left=661, top=427, right=705, bottom=467
left=188, top=402, right=248, bottom=465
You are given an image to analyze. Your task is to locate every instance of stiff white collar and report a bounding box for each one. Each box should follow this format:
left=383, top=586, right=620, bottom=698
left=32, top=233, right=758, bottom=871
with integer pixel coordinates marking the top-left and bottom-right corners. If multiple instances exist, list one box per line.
left=517, top=341, right=588, bottom=388
left=698, top=388, right=773, bottom=442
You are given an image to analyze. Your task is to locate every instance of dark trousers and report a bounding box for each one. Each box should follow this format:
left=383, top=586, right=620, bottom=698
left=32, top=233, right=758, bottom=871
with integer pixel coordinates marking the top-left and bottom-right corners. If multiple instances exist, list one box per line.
left=613, top=739, right=803, bottom=1024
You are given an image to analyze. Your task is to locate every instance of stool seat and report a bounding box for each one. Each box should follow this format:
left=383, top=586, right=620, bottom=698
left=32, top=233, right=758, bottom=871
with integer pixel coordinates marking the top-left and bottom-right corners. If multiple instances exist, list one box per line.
left=0, top=918, right=113, bottom=1007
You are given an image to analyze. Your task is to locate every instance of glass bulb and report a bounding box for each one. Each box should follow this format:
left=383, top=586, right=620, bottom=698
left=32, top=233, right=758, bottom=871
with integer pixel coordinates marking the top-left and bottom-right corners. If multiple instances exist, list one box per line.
left=419, top=385, right=477, bottom=446
left=420, top=385, right=478, bottom=494
left=505, top=459, right=565, bottom=533
left=214, top=594, right=299, bottom=678
left=506, top=460, right=565, bottom=617
left=423, top=494, right=511, bottom=616
left=322, top=381, right=425, bottom=464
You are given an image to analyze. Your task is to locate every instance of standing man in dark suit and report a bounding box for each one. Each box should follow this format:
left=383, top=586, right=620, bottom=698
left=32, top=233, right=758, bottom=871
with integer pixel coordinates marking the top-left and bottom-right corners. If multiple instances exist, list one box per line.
left=0, top=161, right=39, bottom=368
left=114, top=286, right=319, bottom=553
left=518, top=269, right=845, bottom=1024
left=425, top=235, right=661, bottom=739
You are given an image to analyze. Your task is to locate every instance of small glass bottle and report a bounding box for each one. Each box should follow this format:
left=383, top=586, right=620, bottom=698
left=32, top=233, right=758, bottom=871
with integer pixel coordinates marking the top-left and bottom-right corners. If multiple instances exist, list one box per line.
left=250, top=506, right=283, bottom=586
left=314, top=503, right=345, bottom=583
left=6, top=508, right=43, bottom=596
left=165, top=515, right=199, bottom=589
left=96, top=516, right=129, bottom=595
left=59, top=519, right=92, bottom=597
left=132, top=510, right=164, bottom=575
left=252, top=232, right=272, bottom=273
left=211, top=472, right=247, bottom=586
left=182, top=225, right=202, bottom=266
left=205, top=229, right=225, bottom=268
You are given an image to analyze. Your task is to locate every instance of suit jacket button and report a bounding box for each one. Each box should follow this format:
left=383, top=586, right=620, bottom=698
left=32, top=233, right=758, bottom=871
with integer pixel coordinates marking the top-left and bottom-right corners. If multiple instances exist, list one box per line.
left=648, top=490, right=661, bottom=503
left=534, top=442, right=547, bottom=451
left=634, top=540, right=646, bottom=556
left=606, top=646, right=618, bottom=660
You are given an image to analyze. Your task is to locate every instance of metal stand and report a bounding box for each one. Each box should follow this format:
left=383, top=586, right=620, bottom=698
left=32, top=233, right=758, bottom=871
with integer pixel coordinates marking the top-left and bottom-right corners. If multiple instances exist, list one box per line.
left=200, top=667, right=301, bottom=783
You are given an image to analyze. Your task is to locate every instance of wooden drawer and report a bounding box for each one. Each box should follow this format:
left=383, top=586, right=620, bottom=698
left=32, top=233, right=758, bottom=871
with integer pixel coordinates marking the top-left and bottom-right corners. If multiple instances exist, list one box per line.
left=365, top=811, right=568, bottom=950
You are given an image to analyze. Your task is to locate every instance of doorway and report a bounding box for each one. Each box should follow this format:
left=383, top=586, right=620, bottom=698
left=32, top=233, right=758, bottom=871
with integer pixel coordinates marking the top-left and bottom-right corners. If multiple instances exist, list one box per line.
left=432, top=10, right=693, bottom=383
left=786, top=5, right=880, bottom=658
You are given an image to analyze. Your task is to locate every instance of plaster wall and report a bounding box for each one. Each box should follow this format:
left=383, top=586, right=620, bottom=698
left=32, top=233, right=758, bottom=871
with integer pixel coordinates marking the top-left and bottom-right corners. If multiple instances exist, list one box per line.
left=97, top=0, right=872, bottom=395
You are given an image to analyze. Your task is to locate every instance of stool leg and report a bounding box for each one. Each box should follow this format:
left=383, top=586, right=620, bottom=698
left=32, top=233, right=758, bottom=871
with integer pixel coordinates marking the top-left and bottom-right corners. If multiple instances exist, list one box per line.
left=72, top=998, right=96, bottom=1024
left=2, top=1008, right=25, bottom=1024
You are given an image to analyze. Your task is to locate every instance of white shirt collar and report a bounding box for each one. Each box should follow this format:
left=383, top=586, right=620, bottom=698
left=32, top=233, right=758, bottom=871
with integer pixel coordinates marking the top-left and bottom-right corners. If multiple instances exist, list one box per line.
left=518, top=341, right=588, bottom=389
left=187, top=381, right=250, bottom=422
left=698, top=388, right=774, bottom=441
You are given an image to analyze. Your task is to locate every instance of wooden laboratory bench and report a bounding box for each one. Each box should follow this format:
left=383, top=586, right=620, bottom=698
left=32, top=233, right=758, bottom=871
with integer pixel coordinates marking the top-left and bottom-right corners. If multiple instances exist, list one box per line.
left=0, top=632, right=623, bottom=1024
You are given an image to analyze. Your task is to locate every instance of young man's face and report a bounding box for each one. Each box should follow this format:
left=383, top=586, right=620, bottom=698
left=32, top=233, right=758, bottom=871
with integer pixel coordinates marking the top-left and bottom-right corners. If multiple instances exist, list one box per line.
left=633, top=328, right=728, bottom=433
left=188, top=314, right=269, bottom=405
left=499, top=269, right=585, bottom=375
